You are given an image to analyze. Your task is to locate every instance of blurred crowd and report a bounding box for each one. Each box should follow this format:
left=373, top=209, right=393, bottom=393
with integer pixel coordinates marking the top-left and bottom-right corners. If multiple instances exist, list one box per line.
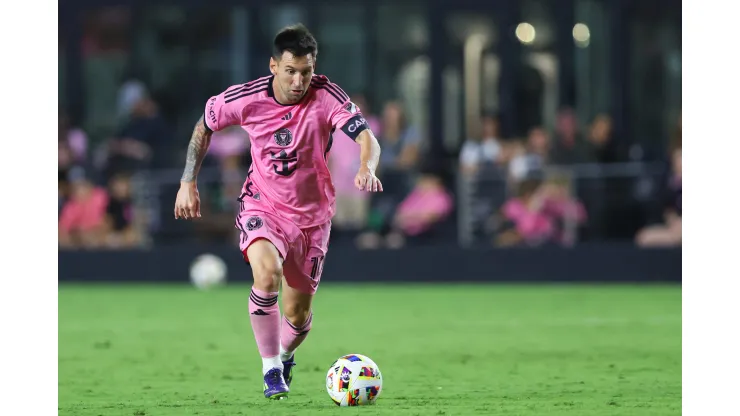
left=456, top=110, right=681, bottom=248
left=58, top=79, right=681, bottom=250
left=58, top=82, right=172, bottom=249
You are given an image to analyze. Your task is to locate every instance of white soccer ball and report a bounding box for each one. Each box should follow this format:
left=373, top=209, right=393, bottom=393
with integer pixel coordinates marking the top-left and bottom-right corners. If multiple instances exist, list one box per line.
left=326, top=354, right=383, bottom=406
left=189, top=253, right=227, bottom=289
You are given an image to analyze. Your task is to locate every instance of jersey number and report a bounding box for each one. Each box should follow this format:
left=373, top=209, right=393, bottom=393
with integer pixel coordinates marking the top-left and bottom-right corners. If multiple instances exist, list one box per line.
left=310, top=256, right=325, bottom=280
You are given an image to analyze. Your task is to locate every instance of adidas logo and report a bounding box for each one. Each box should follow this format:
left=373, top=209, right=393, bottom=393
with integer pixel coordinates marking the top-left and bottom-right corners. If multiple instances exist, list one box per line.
left=252, top=309, right=269, bottom=316
left=281, top=112, right=293, bottom=121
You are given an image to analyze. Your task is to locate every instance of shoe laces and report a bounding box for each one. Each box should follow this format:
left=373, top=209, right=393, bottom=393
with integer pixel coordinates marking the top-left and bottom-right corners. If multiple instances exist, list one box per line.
left=267, top=369, right=282, bottom=382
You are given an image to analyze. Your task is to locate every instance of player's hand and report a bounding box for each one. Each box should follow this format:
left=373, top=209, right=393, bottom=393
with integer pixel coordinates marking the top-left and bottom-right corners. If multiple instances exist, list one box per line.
left=355, top=168, right=383, bottom=192
left=174, top=181, right=201, bottom=219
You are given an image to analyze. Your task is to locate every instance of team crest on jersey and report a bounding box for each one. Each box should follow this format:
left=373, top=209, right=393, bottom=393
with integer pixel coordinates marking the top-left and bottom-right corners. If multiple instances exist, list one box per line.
left=343, top=102, right=359, bottom=114
left=246, top=216, right=263, bottom=231
left=274, top=128, right=293, bottom=146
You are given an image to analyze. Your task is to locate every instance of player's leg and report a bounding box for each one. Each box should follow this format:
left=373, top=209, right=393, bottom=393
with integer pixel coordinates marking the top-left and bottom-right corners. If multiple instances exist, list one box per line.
left=278, top=280, right=314, bottom=386
left=278, top=221, right=331, bottom=386
left=245, top=239, right=292, bottom=399
left=238, top=212, right=292, bottom=399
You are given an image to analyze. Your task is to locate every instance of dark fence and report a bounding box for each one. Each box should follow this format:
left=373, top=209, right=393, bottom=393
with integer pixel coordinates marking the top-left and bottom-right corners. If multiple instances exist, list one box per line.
left=59, top=243, right=681, bottom=284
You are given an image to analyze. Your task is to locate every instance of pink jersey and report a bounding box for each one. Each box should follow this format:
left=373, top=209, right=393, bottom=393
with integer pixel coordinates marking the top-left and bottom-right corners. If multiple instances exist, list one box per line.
left=59, top=188, right=109, bottom=233
left=501, top=199, right=555, bottom=242
left=204, top=74, right=368, bottom=228
left=394, top=186, right=453, bottom=236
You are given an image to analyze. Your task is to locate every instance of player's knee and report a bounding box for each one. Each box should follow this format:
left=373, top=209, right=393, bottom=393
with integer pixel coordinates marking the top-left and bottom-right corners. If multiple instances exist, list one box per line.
left=252, top=260, right=282, bottom=291
left=247, top=240, right=284, bottom=291
left=283, top=302, right=311, bottom=327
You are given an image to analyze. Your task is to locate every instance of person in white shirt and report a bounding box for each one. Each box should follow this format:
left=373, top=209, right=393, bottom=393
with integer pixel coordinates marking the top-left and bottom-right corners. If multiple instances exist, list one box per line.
left=459, top=114, right=502, bottom=175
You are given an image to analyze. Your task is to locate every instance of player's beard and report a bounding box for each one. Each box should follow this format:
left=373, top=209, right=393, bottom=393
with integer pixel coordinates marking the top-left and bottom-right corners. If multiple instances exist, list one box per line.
left=281, top=82, right=306, bottom=102
left=285, top=88, right=305, bottom=102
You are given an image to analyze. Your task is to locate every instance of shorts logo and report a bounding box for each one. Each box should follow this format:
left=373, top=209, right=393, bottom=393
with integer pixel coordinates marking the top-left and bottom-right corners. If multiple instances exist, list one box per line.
left=273, top=128, right=293, bottom=146
left=246, top=216, right=263, bottom=231
left=343, top=102, right=359, bottom=114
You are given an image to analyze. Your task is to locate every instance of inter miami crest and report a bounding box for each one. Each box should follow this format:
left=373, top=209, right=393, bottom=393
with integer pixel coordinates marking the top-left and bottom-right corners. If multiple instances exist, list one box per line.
left=246, top=216, right=263, bottom=231
left=274, top=128, right=293, bottom=146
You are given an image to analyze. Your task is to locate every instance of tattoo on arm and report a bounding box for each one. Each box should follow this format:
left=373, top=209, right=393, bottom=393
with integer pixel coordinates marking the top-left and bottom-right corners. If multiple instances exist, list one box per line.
left=180, top=116, right=213, bottom=182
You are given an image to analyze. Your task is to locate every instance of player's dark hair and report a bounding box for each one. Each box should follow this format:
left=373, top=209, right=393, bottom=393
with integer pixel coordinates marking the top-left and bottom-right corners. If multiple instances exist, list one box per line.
left=273, top=24, right=318, bottom=60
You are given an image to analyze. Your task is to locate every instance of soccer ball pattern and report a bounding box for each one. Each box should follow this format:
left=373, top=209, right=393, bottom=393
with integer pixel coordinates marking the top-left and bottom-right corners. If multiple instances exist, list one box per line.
left=326, top=354, right=382, bottom=406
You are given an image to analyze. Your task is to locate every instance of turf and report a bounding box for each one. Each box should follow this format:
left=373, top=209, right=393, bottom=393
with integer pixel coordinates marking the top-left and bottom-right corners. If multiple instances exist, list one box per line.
left=59, top=283, right=681, bottom=415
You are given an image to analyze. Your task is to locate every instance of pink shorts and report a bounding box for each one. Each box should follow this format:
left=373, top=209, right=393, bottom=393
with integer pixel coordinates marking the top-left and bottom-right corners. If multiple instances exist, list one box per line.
left=235, top=197, right=331, bottom=295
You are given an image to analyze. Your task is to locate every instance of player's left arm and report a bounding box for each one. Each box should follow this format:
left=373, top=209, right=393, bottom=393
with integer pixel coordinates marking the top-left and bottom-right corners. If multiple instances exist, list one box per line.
left=322, top=79, right=383, bottom=192
left=354, top=129, right=383, bottom=192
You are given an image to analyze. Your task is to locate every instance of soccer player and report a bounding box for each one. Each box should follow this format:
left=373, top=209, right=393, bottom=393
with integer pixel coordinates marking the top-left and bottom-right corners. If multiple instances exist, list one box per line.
left=173, top=24, right=383, bottom=399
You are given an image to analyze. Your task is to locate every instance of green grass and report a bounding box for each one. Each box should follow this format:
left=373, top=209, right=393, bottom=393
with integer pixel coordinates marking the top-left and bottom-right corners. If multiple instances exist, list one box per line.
left=59, top=284, right=681, bottom=416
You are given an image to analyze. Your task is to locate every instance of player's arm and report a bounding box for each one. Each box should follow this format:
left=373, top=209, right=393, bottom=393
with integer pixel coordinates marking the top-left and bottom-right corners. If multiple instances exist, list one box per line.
left=175, top=85, right=246, bottom=219
left=180, top=116, right=213, bottom=184
left=320, top=77, right=383, bottom=192
left=354, top=129, right=383, bottom=192
left=174, top=116, right=212, bottom=219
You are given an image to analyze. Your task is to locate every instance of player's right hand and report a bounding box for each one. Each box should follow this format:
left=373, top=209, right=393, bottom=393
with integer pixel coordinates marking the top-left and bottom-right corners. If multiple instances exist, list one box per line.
left=174, top=182, right=201, bottom=219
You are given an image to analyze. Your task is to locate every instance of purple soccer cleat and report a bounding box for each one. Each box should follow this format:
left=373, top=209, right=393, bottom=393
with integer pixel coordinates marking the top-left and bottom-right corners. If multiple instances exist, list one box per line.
left=263, top=368, right=289, bottom=399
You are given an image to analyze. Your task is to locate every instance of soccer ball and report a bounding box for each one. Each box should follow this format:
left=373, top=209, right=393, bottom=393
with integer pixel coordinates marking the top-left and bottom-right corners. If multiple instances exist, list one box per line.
left=189, top=253, right=227, bottom=289
left=326, top=354, right=383, bottom=406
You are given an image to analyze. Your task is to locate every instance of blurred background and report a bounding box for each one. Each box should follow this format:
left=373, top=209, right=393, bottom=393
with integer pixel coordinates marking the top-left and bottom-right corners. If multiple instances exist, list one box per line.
left=58, top=0, right=681, bottom=282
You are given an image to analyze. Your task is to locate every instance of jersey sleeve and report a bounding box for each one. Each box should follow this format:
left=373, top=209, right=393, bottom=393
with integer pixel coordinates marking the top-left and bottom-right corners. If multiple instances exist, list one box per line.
left=316, top=77, right=370, bottom=140
left=203, top=84, right=250, bottom=132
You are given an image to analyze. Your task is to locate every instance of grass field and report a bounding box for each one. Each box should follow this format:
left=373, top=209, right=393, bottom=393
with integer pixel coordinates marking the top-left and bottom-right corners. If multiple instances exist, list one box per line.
left=59, top=284, right=681, bottom=416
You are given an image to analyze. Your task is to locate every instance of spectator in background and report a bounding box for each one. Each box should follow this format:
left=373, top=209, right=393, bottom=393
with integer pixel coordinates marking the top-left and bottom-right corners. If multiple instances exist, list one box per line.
left=59, top=142, right=75, bottom=197
left=496, top=178, right=553, bottom=247
left=59, top=139, right=89, bottom=217
left=495, top=139, right=523, bottom=171
left=102, top=173, right=141, bottom=248
left=459, top=114, right=502, bottom=175
left=377, top=100, right=421, bottom=174
left=210, top=125, right=251, bottom=205
left=635, top=141, right=681, bottom=247
left=550, top=107, right=588, bottom=165
left=211, top=126, right=251, bottom=205
left=386, top=168, right=454, bottom=248
left=494, top=175, right=586, bottom=247
left=100, top=94, right=173, bottom=180
left=539, top=175, right=588, bottom=246
left=329, top=94, right=381, bottom=232
left=509, top=127, right=550, bottom=182
left=209, top=125, right=250, bottom=162
left=586, top=113, right=620, bottom=163
left=59, top=110, right=88, bottom=164
left=59, top=167, right=109, bottom=249
left=358, top=164, right=454, bottom=249
left=116, top=74, right=148, bottom=125
left=361, top=101, right=423, bottom=245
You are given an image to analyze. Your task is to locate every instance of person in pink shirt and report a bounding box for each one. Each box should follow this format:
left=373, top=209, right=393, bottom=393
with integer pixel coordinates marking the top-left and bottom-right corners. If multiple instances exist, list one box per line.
left=498, top=179, right=556, bottom=247
left=59, top=168, right=109, bottom=248
left=172, top=24, right=383, bottom=399
left=497, top=177, right=586, bottom=247
left=386, top=170, right=454, bottom=247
